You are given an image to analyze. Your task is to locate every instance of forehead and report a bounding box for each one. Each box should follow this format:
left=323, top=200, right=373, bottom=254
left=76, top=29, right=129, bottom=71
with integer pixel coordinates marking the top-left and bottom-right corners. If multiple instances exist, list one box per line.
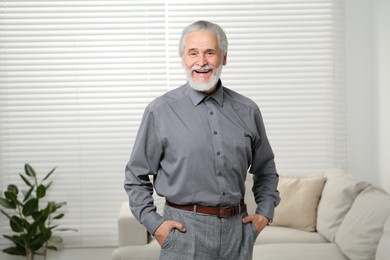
left=185, top=30, right=219, bottom=50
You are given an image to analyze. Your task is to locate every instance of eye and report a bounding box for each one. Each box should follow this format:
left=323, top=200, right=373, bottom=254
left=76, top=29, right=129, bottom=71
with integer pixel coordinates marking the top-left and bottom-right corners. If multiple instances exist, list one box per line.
left=206, top=51, right=214, bottom=56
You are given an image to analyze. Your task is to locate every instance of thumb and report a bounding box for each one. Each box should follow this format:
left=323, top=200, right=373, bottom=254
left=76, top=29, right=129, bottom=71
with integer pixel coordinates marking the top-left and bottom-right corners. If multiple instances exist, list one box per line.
left=171, top=221, right=186, bottom=233
left=242, top=215, right=255, bottom=224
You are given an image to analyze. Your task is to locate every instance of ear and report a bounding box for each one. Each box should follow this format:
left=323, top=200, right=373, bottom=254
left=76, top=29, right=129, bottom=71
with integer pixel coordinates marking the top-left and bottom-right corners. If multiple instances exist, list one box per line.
left=223, top=54, right=227, bottom=66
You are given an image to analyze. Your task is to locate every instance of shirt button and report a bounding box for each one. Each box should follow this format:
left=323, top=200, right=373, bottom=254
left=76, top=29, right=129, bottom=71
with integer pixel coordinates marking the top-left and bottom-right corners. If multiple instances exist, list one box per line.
left=217, top=151, right=221, bottom=156
left=210, top=111, right=214, bottom=115
left=213, top=131, right=218, bottom=135
left=217, top=172, right=222, bottom=176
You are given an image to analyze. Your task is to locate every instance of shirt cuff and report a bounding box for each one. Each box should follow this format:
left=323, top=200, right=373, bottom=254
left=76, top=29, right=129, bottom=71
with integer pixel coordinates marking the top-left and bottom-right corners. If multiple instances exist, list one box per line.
left=255, top=200, right=276, bottom=220
left=143, top=210, right=165, bottom=235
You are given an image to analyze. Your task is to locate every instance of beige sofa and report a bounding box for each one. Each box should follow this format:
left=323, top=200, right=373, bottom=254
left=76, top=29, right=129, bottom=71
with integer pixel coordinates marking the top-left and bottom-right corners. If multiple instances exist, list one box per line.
left=112, top=169, right=390, bottom=260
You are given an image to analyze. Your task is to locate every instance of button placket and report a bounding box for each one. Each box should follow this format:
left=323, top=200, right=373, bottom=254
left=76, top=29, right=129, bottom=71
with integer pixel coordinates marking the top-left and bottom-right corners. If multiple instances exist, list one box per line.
left=205, top=98, right=224, bottom=176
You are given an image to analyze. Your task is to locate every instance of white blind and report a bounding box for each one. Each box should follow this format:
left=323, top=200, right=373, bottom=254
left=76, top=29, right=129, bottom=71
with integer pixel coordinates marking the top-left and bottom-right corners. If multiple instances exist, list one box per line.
left=0, top=0, right=345, bottom=247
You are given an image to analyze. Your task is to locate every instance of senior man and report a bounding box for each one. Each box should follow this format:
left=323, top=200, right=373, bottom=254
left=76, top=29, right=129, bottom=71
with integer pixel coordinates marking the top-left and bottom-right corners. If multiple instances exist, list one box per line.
left=124, top=20, right=280, bottom=260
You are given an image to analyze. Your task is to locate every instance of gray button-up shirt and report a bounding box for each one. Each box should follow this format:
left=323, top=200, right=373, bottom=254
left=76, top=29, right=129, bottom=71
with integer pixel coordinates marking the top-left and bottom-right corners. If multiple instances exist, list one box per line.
left=124, top=81, right=280, bottom=235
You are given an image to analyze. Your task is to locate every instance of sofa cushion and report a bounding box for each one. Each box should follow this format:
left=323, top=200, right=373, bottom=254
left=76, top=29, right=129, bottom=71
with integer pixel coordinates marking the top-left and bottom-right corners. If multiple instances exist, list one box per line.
left=335, top=186, right=390, bottom=260
left=317, top=168, right=369, bottom=241
left=118, top=202, right=149, bottom=246
left=376, top=215, right=390, bottom=260
left=111, top=239, right=160, bottom=260
left=257, top=226, right=328, bottom=245
left=271, top=175, right=325, bottom=231
left=253, top=243, right=349, bottom=260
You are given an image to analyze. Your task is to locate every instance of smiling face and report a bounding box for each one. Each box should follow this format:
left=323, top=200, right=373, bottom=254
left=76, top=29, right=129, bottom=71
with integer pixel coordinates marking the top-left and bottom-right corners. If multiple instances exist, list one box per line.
left=182, top=30, right=227, bottom=93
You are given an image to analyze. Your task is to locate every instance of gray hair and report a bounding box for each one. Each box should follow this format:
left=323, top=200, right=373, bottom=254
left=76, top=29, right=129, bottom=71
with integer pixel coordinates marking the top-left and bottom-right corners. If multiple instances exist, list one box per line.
left=179, top=20, right=228, bottom=58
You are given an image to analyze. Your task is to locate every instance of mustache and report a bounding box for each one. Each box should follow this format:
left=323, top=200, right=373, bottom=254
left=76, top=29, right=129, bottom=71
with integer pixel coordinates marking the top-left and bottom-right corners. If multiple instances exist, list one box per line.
left=191, top=65, right=213, bottom=72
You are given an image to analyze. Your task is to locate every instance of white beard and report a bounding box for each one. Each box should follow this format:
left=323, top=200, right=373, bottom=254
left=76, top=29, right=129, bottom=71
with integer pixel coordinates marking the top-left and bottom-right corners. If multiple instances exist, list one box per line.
left=185, top=63, right=223, bottom=92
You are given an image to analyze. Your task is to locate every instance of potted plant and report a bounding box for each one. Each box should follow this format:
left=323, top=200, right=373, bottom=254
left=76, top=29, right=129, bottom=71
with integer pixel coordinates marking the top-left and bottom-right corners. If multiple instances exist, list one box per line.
left=0, top=164, right=76, bottom=260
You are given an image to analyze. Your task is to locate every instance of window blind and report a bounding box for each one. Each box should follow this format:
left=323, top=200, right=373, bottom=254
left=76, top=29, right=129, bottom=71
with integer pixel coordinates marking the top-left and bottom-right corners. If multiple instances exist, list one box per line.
left=0, top=0, right=345, bottom=247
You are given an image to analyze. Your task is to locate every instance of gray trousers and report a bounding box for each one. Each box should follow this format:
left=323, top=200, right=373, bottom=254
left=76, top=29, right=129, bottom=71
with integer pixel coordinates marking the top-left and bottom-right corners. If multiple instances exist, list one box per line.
left=159, top=204, right=258, bottom=260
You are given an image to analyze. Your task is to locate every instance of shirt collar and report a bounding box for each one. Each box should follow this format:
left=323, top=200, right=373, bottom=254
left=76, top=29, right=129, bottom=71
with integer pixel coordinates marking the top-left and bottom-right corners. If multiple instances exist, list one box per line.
left=186, top=80, right=224, bottom=107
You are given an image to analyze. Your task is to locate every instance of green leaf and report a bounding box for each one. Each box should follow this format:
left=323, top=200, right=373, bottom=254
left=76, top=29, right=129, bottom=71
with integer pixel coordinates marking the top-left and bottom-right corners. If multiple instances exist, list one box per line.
left=24, top=163, right=36, bottom=178
left=30, top=234, right=46, bottom=251
left=23, top=198, right=38, bottom=216
left=32, top=210, right=42, bottom=220
left=46, top=201, right=66, bottom=214
left=4, top=191, right=17, bottom=202
left=7, top=184, right=19, bottom=195
left=43, top=206, right=52, bottom=220
left=3, top=234, right=25, bottom=248
left=27, top=218, right=41, bottom=238
left=39, top=223, right=52, bottom=239
left=44, top=201, right=54, bottom=215
left=42, top=167, right=56, bottom=182
left=47, top=245, right=58, bottom=251
left=21, top=218, right=31, bottom=230
left=10, top=216, right=24, bottom=233
left=4, top=190, right=22, bottom=206
left=45, top=180, right=53, bottom=190
left=54, top=202, right=67, bottom=211
left=48, top=201, right=54, bottom=208
left=53, top=213, right=64, bottom=220
left=0, top=197, right=16, bottom=209
left=49, top=235, right=63, bottom=244
left=37, top=185, right=46, bottom=199
left=2, top=246, right=26, bottom=256
left=56, top=228, right=78, bottom=232
left=20, top=174, right=33, bottom=187
left=23, top=185, right=35, bottom=202
left=38, top=209, right=48, bottom=222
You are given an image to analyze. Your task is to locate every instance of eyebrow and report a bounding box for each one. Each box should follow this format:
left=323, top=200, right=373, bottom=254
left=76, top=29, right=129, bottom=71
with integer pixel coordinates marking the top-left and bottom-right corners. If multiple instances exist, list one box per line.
left=187, top=48, right=216, bottom=53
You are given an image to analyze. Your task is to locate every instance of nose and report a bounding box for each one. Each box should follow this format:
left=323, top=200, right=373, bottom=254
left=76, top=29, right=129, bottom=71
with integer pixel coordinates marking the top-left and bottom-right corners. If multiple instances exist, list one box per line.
left=197, top=54, right=207, bottom=67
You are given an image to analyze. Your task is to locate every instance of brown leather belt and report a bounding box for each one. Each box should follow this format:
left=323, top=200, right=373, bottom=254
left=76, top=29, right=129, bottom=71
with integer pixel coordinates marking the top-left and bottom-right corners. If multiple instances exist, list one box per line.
left=166, top=200, right=247, bottom=218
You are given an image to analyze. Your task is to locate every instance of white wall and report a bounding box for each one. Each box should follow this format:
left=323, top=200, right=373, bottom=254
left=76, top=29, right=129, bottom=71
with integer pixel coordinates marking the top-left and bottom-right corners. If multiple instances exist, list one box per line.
left=345, top=0, right=377, bottom=184
left=346, top=0, right=390, bottom=191
left=375, top=0, right=390, bottom=192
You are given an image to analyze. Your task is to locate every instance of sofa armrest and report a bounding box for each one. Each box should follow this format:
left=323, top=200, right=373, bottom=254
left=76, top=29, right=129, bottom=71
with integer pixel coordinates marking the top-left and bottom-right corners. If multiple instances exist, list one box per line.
left=118, top=201, right=149, bottom=246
